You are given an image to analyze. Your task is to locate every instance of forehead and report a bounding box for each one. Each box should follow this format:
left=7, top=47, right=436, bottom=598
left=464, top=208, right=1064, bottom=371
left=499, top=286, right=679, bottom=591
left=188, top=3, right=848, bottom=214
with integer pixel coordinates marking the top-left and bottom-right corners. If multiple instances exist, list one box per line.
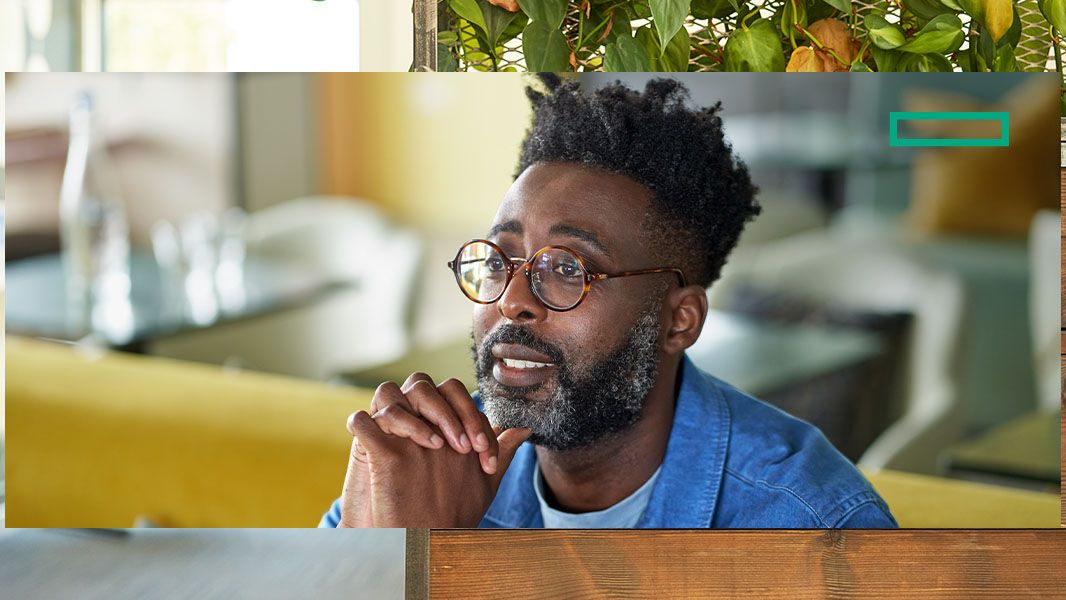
left=492, top=162, right=653, bottom=249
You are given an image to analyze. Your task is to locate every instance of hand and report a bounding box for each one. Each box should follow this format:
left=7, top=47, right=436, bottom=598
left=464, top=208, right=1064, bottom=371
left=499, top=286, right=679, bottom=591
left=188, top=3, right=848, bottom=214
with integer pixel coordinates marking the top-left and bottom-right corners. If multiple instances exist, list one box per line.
left=337, top=372, right=522, bottom=528
left=369, top=373, right=500, bottom=475
left=349, top=413, right=530, bottom=527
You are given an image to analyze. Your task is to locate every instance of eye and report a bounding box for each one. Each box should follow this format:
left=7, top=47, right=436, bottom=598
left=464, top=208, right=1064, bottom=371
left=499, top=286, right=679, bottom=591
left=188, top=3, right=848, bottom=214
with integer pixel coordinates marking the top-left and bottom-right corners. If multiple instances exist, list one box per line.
left=485, top=257, right=507, bottom=272
left=553, top=260, right=582, bottom=279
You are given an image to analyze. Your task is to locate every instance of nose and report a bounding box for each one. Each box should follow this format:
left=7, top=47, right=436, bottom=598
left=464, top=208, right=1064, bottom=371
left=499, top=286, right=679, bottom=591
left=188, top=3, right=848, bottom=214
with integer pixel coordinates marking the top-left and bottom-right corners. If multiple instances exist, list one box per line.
left=497, top=264, right=548, bottom=323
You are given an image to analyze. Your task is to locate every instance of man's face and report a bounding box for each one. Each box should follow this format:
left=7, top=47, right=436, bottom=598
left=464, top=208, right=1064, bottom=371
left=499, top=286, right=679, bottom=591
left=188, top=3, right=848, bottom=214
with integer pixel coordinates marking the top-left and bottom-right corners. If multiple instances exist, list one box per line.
left=471, top=162, right=669, bottom=451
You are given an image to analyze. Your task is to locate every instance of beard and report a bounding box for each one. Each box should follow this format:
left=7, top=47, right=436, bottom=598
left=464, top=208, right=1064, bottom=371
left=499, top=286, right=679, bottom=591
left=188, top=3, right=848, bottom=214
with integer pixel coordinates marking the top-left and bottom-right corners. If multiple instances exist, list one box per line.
left=472, top=303, right=663, bottom=452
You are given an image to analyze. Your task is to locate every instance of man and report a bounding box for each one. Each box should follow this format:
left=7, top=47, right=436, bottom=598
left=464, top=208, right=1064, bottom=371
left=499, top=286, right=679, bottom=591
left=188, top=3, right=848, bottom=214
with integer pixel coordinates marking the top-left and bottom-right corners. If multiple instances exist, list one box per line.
left=320, top=74, right=897, bottom=528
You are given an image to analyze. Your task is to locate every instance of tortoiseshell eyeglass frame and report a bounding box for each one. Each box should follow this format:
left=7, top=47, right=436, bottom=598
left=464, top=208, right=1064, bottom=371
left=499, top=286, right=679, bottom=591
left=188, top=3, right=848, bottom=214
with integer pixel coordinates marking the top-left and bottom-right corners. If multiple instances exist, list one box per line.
left=447, top=238, right=688, bottom=312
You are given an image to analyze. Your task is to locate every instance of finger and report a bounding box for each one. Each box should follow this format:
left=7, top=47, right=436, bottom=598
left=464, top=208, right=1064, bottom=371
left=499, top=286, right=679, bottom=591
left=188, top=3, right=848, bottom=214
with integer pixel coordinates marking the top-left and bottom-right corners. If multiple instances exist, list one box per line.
left=405, top=380, right=471, bottom=453
left=371, top=403, right=445, bottom=449
left=339, top=434, right=373, bottom=527
left=437, top=378, right=499, bottom=472
left=400, top=371, right=435, bottom=395
left=349, top=410, right=390, bottom=453
left=492, top=427, right=532, bottom=486
left=370, top=381, right=413, bottom=415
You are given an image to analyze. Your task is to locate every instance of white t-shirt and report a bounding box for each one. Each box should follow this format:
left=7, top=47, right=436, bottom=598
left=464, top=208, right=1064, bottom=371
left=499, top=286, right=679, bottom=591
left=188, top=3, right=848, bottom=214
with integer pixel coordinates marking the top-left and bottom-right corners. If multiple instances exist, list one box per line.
left=533, top=461, right=662, bottom=528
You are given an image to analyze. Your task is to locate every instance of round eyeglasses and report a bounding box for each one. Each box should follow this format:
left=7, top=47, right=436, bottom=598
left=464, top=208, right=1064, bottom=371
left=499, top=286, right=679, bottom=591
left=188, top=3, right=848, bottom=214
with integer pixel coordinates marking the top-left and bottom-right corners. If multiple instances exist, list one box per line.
left=447, top=239, right=687, bottom=312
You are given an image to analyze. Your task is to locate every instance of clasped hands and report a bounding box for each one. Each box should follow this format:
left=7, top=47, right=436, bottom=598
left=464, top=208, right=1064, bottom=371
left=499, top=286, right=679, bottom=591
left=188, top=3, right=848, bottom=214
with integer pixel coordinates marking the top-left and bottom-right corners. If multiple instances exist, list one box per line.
left=338, top=372, right=531, bottom=528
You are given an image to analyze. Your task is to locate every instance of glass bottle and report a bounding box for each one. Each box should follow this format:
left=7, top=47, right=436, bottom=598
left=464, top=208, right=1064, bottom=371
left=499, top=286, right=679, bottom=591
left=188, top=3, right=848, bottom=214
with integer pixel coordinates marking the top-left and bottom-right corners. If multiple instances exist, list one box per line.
left=58, top=91, right=133, bottom=343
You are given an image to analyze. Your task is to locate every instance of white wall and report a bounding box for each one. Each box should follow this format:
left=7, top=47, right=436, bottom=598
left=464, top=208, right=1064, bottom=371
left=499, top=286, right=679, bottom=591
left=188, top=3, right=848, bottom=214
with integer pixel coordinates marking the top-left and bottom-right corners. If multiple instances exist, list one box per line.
left=4, top=73, right=236, bottom=245
left=359, top=0, right=412, bottom=72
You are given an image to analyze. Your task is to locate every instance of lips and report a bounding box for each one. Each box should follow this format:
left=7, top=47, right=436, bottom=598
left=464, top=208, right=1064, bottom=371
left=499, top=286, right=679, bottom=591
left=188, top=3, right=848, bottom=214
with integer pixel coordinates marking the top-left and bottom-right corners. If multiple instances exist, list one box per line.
left=491, top=343, right=558, bottom=387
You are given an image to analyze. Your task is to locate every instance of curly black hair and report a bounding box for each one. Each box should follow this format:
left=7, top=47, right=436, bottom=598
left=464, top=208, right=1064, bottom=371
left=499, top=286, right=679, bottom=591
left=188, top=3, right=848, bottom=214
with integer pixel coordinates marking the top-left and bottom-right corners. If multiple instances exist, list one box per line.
left=516, top=73, right=760, bottom=289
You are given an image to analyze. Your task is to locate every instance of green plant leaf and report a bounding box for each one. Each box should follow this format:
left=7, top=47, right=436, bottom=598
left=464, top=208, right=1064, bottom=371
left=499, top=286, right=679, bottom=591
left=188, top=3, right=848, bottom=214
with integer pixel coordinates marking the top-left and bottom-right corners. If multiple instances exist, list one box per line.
left=898, top=13, right=964, bottom=53
left=1040, top=0, right=1066, bottom=32
left=522, top=21, right=571, bottom=70
left=437, top=43, right=459, bottom=71
left=480, top=0, right=522, bottom=48
left=604, top=33, right=654, bottom=71
left=650, top=0, right=692, bottom=55
left=437, top=30, right=459, bottom=46
left=778, top=0, right=808, bottom=38
left=635, top=26, right=692, bottom=71
left=940, top=0, right=964, bottom=9
left=864, top=14, right=907, bottom=49
left=724, top=19, right=786, bottom=71
left=449, top=0, right=488, bottom=36
left=692, top=0, right=737, bottom=19
left=904, top=0, right=954, bottom=20
left=871, top=46, right=902, bottom=70
left=992, top=41, right=1019, bottom=70
left=518, top=0, right=568, bottom=28
left=898, top=52, right=954, bottom=70
left=822, top=0, right=851, bottom=12
left=850, top=61, right=874, bottom=71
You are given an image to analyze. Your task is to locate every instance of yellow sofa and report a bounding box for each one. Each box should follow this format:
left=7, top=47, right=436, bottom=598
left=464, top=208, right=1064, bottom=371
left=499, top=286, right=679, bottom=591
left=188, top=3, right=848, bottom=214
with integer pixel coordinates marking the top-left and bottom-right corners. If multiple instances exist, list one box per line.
left=5, top=336, right=1060, bottom=528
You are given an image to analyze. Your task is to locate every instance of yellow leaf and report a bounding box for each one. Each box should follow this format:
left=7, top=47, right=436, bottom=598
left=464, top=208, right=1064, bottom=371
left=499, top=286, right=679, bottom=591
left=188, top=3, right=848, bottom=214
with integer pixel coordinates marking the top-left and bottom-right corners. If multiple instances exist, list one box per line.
left=807, top=18, right=860, bottom=64
left=982, top=0, right=1014, bottom=43
left=786, top=46, right=827, bottom=72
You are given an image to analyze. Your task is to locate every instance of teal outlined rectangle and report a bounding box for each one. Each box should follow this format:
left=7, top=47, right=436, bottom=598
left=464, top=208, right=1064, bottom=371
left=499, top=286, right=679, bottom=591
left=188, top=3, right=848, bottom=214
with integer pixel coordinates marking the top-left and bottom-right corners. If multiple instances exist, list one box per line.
left=888, top=111, right=1010, bottom=147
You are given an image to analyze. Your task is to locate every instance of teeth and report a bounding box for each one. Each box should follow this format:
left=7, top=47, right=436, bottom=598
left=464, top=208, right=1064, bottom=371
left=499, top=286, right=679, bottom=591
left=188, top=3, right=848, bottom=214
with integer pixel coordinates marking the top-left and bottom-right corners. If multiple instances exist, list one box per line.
left=502, top=358, right=553, bottom=369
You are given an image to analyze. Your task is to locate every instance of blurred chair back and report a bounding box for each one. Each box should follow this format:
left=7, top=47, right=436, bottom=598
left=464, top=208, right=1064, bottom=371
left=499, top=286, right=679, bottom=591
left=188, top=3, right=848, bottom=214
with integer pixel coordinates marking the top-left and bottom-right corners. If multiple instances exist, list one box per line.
left=150, top=196, right=422, bottom=381
left=712, top=231, right=966, bottom=475
left=1029, top=210, right=1061, bottom=414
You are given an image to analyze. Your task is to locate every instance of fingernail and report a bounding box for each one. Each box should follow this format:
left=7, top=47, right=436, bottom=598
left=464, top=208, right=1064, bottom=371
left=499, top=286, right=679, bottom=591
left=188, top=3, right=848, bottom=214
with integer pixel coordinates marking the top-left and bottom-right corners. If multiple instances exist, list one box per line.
left=475, top=432, right=488, bottom=451
left=460, top=433, right=471, bottom=450
left=430, top=434, right=444, bottom=448
left=487, top=455, right=497, bottom=474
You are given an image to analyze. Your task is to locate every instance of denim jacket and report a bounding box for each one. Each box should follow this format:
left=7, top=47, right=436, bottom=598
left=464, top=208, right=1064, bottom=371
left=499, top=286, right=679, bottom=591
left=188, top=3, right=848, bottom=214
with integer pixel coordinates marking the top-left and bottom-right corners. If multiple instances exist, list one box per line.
left=320, top=355, right=898, bottom=528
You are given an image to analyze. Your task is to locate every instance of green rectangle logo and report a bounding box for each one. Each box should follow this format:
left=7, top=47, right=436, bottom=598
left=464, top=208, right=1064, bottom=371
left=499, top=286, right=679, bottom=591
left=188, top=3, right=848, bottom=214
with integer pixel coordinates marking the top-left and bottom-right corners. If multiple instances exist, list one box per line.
left=889, top=111, right=1010, bottom=147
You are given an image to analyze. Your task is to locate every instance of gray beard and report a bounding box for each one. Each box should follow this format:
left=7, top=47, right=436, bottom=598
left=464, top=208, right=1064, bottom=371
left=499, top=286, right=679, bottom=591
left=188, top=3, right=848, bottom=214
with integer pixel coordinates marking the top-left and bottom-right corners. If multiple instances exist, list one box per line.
left=473, top=305, right=662, bottom=452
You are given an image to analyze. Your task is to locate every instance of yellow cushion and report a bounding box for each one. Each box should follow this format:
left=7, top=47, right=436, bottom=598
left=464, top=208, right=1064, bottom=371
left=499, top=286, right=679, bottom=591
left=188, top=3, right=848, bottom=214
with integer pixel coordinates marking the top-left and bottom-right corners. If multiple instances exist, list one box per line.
left=7, top=335, right=1059, bottom=528
left=864, top=468, right=1060, bottom=528
left=6, top=336, right=367, bottom=527
left=903, top=78, right=1060, bottom=237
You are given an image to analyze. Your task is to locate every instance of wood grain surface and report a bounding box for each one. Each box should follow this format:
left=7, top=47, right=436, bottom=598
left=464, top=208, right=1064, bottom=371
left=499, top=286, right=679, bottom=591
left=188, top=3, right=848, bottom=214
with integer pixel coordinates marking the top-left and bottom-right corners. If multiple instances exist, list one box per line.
left=428, top=530, right=1066, bottom=599
left=1060, top=123, right=1065, bottom=527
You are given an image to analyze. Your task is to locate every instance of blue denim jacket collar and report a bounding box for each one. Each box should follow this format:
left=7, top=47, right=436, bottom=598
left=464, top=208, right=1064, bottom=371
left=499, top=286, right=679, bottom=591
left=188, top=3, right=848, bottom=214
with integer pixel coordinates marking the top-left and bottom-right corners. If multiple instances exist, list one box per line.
left=479, top=354, right=729, bottom=528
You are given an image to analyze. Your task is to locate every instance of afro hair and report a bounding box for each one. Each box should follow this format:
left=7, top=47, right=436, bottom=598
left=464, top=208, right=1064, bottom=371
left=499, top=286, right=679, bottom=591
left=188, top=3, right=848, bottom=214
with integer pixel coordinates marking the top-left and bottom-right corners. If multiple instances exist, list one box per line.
left=517, top=73, right=760, bottom=288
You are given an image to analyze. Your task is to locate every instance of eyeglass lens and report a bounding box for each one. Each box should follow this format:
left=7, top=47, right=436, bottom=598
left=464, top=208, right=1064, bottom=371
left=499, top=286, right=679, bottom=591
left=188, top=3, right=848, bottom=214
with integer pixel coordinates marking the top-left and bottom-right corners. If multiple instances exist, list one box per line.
left=456, top=241, right=587, bottom=310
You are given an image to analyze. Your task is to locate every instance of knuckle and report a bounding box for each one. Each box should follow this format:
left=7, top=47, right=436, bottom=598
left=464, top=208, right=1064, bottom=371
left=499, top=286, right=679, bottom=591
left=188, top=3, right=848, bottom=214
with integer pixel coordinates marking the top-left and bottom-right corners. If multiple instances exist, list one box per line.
left=375, top=380, right=401, bottom=398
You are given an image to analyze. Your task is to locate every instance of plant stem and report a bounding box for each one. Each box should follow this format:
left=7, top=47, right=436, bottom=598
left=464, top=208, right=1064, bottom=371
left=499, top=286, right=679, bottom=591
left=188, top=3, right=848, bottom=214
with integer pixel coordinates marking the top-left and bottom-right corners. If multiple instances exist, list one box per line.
left=1054, top=27, right=1063, bottom=75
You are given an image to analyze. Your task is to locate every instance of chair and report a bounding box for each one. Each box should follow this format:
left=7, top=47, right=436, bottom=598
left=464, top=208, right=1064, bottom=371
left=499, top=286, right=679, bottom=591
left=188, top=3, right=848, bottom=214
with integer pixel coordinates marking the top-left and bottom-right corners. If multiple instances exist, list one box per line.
left=711, top=230, right=966, bottom=475
left=1028, top=210, right=1061, bottom=414
left=149, top=196, right=422, bottom=381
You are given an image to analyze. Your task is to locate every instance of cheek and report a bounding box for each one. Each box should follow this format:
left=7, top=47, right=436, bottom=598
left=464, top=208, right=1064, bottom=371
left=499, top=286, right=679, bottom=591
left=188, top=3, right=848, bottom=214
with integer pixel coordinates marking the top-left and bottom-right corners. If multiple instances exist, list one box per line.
left=472, top=305, right=494, bottom=343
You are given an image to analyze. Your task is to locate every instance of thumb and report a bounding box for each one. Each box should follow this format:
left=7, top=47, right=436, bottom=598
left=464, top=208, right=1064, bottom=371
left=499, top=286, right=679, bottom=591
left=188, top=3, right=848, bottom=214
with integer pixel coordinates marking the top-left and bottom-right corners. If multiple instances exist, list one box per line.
left=490, top=427, right=532, bottom=486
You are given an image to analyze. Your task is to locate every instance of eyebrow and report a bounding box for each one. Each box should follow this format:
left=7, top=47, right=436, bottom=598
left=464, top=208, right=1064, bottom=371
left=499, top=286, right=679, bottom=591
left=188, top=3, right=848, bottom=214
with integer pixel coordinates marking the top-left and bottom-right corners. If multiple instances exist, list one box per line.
left=486, top=220, right=612, bottom=258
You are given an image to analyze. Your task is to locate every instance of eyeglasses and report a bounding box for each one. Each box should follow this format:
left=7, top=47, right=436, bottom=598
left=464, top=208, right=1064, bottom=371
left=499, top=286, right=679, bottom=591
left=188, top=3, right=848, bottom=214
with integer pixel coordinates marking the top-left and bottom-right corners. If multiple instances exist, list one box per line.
left=447, top=238, right=687, bottom=312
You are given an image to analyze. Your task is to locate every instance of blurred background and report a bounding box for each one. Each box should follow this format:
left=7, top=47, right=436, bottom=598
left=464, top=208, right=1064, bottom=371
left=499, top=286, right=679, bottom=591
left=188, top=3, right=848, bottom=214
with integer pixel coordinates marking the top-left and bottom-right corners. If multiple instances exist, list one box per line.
left=0, top=0, right=409, bottom=72
left=2, top=72, right=1060, bottom=528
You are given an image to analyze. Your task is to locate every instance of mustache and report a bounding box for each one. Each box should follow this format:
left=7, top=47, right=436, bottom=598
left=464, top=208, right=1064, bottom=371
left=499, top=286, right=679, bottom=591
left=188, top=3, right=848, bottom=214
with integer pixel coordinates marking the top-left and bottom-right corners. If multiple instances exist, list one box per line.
left=477, top=324, right=565, bottom=367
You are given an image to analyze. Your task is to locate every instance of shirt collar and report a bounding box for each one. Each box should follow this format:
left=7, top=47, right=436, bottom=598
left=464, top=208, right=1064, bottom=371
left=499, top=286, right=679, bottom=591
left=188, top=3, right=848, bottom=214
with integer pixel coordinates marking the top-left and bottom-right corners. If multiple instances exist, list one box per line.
left=479, top=354, right=730, bottom=528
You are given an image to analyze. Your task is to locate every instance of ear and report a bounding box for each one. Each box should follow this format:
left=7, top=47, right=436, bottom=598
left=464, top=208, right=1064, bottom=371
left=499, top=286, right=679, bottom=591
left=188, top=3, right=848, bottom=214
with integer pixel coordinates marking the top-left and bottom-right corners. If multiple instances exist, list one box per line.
left=661, top=285, right=708, bottom=356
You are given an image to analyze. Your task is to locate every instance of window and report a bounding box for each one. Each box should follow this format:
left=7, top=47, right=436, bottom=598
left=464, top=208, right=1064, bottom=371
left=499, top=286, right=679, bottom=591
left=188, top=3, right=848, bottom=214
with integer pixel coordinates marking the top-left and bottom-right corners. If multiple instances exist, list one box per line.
left=95, top=0, right=360, bottom=71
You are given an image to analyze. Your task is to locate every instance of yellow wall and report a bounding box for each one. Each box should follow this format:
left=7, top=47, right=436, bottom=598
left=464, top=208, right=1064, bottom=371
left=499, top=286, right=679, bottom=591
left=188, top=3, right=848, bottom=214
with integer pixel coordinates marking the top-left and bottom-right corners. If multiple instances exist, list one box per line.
left=317, top=73, right=531, bottom=237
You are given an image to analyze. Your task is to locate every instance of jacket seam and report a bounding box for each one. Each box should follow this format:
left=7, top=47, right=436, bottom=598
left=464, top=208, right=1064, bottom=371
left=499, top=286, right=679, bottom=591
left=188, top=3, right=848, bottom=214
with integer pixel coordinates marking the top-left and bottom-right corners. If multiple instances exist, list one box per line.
left=723, top=466, right=830, bottom=527
left=829, top=498, right=890, bottom=528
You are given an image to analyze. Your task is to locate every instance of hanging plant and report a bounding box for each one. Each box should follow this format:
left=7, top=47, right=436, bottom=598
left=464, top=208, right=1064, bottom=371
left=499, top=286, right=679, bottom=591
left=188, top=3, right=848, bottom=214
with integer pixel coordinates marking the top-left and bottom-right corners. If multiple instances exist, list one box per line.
left=419, top=0, right=1064, bottom=74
